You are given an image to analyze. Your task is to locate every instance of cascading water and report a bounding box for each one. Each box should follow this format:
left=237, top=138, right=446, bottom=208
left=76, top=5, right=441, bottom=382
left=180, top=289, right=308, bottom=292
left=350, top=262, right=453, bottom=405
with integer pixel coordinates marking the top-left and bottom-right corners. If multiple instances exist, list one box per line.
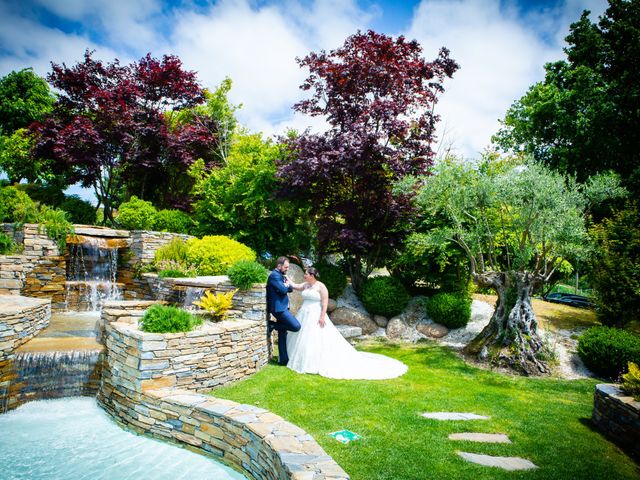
left=65, top=236, right=123, bottom=312
left=183, top=287, right=207, bottom=310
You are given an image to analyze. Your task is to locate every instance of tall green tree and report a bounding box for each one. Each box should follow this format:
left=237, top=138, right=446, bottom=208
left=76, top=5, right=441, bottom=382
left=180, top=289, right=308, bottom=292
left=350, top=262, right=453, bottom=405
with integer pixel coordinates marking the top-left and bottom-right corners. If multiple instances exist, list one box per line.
left=493, top=0, right=640, bottom=194
left=192, top=132, right=314, bottom=257
left=0, top=69, right=56, bottom=183
left=413, top=156, right=623, bottom=375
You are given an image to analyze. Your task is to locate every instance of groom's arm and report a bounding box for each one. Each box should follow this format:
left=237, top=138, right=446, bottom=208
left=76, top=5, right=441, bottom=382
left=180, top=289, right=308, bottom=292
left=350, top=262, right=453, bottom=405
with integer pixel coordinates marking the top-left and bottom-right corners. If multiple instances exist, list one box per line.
left=268, top=272, right=292, bottom=294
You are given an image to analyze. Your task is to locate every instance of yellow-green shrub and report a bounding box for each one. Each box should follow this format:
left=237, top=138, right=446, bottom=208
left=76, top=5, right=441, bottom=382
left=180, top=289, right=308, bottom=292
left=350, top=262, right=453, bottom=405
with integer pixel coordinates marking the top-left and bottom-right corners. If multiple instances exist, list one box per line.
left=622, top=362, right=640, bottom=400
left=186, top=235, right=255, bottom=275
left=193, top=289, right=237, bottom=321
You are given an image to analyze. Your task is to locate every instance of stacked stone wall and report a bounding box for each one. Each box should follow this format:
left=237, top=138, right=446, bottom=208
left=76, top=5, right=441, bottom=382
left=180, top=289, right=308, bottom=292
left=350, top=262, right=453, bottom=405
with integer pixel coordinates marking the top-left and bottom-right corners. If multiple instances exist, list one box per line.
left=99, top=387, right=348, bottom=480
left=128, top=231, right=193, bottom=265
left=592, top=384, right=640, bottom=460
left=0, top=295, right=50, bottom=361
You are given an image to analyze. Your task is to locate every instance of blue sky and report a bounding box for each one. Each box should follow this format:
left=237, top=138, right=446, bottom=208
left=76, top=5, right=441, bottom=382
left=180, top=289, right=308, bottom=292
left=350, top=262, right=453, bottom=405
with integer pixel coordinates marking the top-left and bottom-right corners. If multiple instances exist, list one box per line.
left=0, top=0, right=608, bottom=200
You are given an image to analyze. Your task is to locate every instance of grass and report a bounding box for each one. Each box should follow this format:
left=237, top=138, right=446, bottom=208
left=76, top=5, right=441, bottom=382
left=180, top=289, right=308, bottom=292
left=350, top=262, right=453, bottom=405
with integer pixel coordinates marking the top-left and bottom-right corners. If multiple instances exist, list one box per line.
left=213, top=341, right=640, bottom=480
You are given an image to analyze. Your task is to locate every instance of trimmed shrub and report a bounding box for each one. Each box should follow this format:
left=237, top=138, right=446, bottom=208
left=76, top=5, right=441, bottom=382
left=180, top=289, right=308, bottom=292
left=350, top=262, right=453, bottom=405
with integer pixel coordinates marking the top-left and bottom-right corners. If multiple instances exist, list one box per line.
left=0, top=186, right=39, bottom=223
left=0, top=232, right=16, bottom=254
left=154, top=209, right=193, bottom=234
left=116, top=196, right=157, bottom=230
left=140, top=304, right=202, bottom=333
left=425, top=292, right=472, bottom=329
left=360, top=276, right=411, bottom=318
left=227, top=260, right=268, bottom=290
left=577, top=326, right=640, bottom=379
left=315, top=261, right=347, bottom=299
left=60, top=195, right=96, bottom=225
left=186, top=235, right=256, bottom=275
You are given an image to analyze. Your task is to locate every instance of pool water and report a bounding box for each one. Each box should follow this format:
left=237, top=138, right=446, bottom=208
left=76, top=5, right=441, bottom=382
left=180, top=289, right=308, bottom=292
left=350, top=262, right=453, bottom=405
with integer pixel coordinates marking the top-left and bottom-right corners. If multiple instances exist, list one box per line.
left=0, top=397, right=247, bottom=480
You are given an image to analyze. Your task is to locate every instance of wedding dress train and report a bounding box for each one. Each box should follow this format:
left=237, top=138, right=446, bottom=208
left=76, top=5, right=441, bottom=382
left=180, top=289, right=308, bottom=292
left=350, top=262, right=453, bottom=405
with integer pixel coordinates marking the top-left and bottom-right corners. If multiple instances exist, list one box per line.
left=286, top=288, right=408, bottom=380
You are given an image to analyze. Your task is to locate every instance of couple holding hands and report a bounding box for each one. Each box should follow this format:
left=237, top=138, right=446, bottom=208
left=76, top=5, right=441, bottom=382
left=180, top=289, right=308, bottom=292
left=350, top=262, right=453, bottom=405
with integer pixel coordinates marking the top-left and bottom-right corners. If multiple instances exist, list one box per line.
left=266, top=256, right=407, bottom=380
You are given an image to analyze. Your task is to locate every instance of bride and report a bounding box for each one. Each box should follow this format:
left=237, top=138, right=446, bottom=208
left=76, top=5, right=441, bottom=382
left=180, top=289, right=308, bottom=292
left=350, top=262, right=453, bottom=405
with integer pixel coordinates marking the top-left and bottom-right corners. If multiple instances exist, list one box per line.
left=286, top=267, right=407, bottom=380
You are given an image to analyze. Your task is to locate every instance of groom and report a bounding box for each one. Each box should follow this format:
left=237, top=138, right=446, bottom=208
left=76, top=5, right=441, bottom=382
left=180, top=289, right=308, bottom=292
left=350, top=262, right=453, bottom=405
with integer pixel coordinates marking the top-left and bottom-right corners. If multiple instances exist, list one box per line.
left=266, top=256, right=301, bottom=365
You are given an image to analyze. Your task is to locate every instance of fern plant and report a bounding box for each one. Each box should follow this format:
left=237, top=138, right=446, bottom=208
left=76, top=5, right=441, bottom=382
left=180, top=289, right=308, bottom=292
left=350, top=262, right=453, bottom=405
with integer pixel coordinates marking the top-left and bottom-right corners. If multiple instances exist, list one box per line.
left=193, top=289, right=237, bottom=321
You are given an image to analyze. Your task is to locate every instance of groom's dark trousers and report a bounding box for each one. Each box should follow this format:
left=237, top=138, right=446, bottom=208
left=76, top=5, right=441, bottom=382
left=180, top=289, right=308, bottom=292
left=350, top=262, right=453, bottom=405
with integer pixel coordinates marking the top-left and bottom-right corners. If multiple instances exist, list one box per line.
left=266, top=269, right=301, bottom=365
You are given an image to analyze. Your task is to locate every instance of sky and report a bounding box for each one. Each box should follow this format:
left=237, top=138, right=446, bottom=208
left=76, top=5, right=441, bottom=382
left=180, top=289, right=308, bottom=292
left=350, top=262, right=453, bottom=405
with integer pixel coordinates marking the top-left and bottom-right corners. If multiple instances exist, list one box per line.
left=0, top=0, right=608, bottom=171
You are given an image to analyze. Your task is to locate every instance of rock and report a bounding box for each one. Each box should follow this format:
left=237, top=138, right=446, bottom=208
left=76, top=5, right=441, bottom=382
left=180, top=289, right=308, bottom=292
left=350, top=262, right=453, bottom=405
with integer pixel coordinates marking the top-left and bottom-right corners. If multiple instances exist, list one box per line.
left=479, top=346, right=489, bottom=360
left=335, top=325, right=362, bottom=339
left=329, top=307, right=377, bottom=335
left=416, top=321, right=449, bottom=338
left=373, top=315, right=388, bottom=328
left=336, top=284, right=366, bottom=312
left=457, top=452, right=537, bottom=471
left=386, top=317, right=410, bottom=340
left=401, top=296, right=427, bottom=326
left=327, top=298, right=337, bottom=313
left=471, top=299, right=494, bottom=323
left=287, top=263, right=305, bottom=315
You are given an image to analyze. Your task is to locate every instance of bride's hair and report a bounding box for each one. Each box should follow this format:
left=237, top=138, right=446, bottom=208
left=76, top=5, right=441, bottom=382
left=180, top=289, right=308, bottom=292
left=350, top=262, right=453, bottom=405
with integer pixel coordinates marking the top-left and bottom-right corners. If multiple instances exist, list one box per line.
left=306, top=267, right=320, bottom=279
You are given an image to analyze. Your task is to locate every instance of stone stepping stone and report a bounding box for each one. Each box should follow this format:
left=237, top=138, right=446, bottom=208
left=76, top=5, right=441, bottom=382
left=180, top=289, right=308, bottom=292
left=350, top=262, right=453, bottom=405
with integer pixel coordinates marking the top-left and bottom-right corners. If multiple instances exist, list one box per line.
left=457, top=452, right=538, bottom=471
left=421, top=412, right=490, bottom=420
left=335, top=325, right=362, bottom=339
left=449, top=433, right=511, bottom=443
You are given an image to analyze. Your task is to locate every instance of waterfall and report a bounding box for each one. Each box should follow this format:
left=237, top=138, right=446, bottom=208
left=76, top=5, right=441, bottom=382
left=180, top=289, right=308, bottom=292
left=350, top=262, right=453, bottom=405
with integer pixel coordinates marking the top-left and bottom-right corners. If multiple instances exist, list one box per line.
left=183, top=287, right=207, bottom=310
left=0, top=350, right=104, bottom=413
left=65, top=236, right=123, bottom=312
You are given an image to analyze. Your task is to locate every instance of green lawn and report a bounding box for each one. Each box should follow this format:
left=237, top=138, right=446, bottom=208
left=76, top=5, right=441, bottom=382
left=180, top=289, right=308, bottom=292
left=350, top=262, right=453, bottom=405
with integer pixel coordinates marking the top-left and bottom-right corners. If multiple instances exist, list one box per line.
left=213, top=341, right=639, bottom=480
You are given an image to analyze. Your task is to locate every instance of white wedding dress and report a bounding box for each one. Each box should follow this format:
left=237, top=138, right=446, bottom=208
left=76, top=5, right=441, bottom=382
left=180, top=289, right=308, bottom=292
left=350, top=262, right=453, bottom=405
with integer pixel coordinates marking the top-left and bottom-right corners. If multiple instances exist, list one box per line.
left=286, top=288, right=408, bottom=380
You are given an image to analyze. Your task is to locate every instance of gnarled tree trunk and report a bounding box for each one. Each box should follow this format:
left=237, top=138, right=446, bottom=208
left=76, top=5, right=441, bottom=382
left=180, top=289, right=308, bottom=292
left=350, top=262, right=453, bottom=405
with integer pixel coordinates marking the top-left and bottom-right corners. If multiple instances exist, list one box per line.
left=465, top=271, right=549, bottom=375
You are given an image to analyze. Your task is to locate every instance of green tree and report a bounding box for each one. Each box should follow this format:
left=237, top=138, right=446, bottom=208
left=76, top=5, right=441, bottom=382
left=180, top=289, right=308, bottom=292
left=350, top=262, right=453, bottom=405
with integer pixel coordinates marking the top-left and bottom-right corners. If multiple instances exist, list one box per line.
left=0, top=68, right=55, bottom=135
left=591, top=203, right=640, bottom=327
left=493, top=0, right=640, bottom=195
left=413, top=156, right=622, bottom=374
left=192, top=132, right=314, bottom=257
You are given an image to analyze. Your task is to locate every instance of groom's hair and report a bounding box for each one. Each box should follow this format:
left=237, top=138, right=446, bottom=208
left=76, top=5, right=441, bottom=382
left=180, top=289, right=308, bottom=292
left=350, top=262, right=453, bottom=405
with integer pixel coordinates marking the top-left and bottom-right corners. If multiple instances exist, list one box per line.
left=275, top=256, right=289, bottom=267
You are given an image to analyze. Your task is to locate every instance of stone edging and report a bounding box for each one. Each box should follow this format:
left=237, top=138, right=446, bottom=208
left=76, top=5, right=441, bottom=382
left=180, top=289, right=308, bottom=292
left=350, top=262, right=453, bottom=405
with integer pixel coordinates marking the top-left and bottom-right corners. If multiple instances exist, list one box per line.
left=0, top=294, right=50, bottom=361
left=592, top=383, right=640, bottom=461
left=101, top=387, right=349, bottom=480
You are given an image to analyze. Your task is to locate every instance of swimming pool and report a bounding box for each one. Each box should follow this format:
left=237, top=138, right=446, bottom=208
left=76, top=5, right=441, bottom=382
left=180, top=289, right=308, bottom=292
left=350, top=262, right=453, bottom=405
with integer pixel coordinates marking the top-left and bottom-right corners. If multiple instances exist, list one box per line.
left=0, top=397, right=247, bottom=480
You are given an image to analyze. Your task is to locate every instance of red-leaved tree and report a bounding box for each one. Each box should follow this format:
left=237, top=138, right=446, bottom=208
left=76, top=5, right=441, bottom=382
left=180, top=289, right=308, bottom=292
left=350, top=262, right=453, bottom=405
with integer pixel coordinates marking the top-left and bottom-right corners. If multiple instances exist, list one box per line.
left=32, top=50, right=218, bottom=222
left=277, top=30, right=458, bottom=290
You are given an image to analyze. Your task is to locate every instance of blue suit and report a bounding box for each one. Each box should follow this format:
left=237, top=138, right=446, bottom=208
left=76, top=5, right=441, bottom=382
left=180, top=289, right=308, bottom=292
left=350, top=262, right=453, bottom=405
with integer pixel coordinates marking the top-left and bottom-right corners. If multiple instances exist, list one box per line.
left=266, top=268, right=300, bottom=365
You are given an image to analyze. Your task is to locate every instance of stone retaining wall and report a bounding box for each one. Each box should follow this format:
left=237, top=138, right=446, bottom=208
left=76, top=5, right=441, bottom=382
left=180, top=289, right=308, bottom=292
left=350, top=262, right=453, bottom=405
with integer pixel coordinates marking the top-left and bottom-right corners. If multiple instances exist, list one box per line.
left=0, top=294, right=51, bottom=361
left=128, top=231, right=193, bottom=265
left=99, top=387, right=348, bottom=480
left=101, top=318, right=267, bottom=393
left=592, top=384, right=640, bottom=460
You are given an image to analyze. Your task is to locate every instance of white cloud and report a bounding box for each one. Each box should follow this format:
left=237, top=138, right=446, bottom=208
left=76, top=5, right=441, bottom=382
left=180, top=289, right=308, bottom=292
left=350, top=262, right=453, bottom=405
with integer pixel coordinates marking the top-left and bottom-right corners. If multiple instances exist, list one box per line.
left=408, top=0, right=608, bottom=159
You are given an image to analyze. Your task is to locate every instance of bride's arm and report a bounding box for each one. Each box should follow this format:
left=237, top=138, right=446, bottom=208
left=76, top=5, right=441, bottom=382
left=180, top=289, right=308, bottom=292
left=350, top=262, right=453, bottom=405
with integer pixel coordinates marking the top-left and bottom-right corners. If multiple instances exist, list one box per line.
left=318, top=283, right=328, bottom=328
left=288, top=279, right=307, bottom=291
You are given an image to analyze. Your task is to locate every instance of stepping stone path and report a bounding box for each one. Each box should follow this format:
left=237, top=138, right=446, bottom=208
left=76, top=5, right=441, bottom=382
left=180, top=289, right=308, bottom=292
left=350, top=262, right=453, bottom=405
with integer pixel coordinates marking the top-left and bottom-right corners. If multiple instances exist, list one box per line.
left=421, top=412, right=538, bottom=471
left=448, top=433, right=511, bottom=443
left=457, top=452, right=538, bottom=471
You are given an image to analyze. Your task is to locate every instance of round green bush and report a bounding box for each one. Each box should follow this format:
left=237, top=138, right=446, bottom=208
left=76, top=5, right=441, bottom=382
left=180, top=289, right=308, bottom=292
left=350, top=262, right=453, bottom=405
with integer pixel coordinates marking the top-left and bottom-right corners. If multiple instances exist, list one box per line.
left=315, top=261, right=347, bottom=299
left=116, top=196, right=157, bottom=230
left=360, top=276, right=411, bottom=318
left=577, top=326, right=640, bottom=379
left=60, top=195, right=96, bottom=225
left=154, top=209, right=193, bottom=234
left=227, top=260, right=268, bottom=290
left=140, top=304, right=202, bottom=333
left=0, top=186, right=39, bottom=223
left=186, top=235, right=256, bottom=275
left=425, top=292, right=472, bottom=329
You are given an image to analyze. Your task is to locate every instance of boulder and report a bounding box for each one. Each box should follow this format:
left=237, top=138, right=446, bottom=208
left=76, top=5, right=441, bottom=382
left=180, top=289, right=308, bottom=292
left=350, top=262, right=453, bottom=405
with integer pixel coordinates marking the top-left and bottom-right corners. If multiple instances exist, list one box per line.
left=335, top=325, right=362, bottom=339
left=416, top=321, right=449, bottom=338
left=401, top=296, right=427, bottom=326
left=287, top=263, right=305, bottom=315
left=329, top=307, right=378, bottom=335
left=327, top=298, right=338, bottom=313
left=373, top=315, right=389, bottom=328
left=386, top=317, right=411, bottom=340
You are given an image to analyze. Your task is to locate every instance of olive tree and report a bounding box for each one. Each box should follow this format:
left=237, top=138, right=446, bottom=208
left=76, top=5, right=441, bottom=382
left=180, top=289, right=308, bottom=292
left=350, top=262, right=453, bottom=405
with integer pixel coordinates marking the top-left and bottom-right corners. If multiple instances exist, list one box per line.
left=412, top=156, right=623, bottom=374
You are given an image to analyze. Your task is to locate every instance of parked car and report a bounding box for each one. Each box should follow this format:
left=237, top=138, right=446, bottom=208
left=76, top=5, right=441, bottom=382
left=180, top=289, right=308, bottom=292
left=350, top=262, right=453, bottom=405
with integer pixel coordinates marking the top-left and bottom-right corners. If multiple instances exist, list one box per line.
left=543, top=292, right=595, bottom=309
